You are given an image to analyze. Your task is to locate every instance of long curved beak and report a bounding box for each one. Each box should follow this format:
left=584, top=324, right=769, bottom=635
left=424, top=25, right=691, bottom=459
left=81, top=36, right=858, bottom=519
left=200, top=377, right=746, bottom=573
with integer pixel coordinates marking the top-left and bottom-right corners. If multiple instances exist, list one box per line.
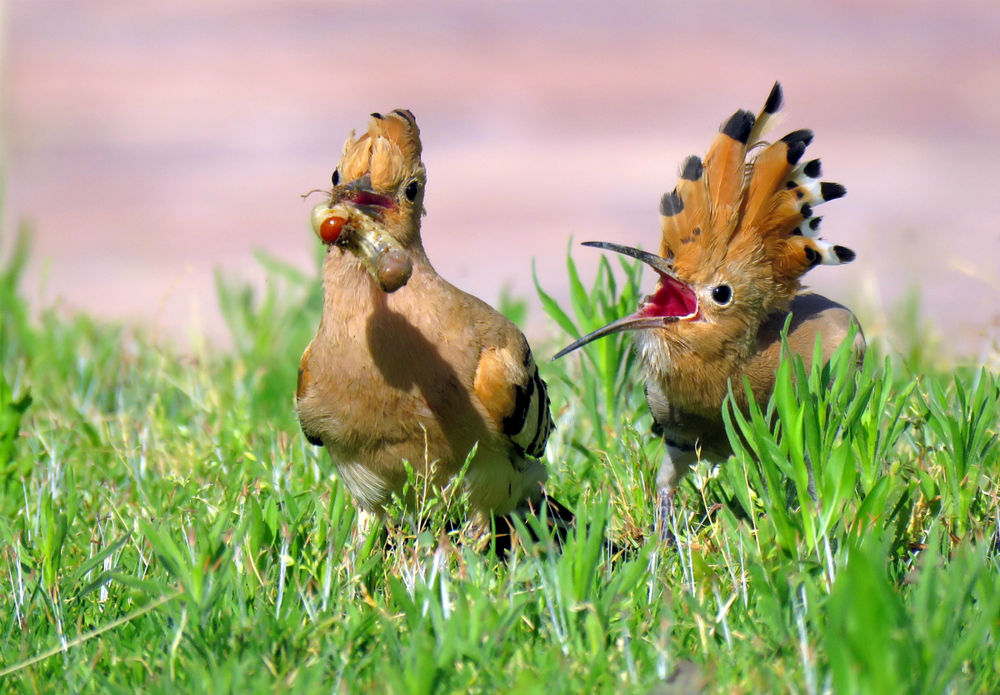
left=552, top=241, right=694, bottom=360
left=552, top=314, right=679, bottom=360
left=580, top=241, right=675, bottom=276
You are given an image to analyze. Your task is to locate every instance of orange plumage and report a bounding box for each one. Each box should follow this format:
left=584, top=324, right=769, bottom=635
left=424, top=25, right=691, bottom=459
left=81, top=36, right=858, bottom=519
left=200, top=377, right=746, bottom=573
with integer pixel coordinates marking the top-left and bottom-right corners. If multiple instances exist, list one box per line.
left=298, top=110, right=568, bottom=545
left=556, top=83, right=865, bottom=538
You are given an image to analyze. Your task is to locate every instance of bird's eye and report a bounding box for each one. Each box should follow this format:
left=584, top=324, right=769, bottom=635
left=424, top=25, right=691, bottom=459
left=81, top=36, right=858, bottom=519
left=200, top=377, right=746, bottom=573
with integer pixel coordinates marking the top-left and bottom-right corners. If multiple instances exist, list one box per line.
left=711, top=285, right=733, bottom=306
left=331, top=169, right=340, bottom=186
left=404, top=180, right=419, bottom=201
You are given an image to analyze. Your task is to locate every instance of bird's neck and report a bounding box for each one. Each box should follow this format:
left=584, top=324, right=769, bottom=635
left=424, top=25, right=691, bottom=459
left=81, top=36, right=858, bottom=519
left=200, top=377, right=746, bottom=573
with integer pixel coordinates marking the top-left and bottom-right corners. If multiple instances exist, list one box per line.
left=316, top=244, right=436, bottom=335
left=638, top=322, right=760, bottom=419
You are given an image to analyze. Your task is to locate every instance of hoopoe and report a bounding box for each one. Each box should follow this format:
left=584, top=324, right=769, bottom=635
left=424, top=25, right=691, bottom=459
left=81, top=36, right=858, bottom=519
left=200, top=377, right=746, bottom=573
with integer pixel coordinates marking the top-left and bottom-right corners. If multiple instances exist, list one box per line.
left=296, top=109, right=565, bottom=538
left=554, top=84, right=865, bottom=534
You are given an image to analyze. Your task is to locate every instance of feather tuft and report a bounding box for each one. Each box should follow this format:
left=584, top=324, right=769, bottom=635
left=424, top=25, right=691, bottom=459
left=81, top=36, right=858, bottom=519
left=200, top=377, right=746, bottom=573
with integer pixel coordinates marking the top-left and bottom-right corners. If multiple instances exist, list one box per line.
left=655, top=85, right=853, bottom=309
left=763, top=82, right=783, bottom=114
left=337, top=110, right=423, bottom=191
left=660, top=189, right=684, bottom=217
left=786, top=140, right=807, bottom=165
left=780, top=129, right=815, bottom=147
left=721, top=110, right=756, bottom=144
left=748, top=81, right=784, bottom=147
left=832, top=244, right=855, bottom=263
left=820, top=182, right=846, bottom=201
left=803, top=159, right=822, bottom=178
left=800, top=216, right=823, bottom=237
left=680, top=156, right=704, bottom=181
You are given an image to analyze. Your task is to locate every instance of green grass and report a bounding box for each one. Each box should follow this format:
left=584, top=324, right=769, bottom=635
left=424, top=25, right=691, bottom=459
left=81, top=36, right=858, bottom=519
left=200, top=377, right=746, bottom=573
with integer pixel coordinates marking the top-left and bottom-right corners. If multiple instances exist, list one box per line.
left=1, top=229, right=999, bottom=694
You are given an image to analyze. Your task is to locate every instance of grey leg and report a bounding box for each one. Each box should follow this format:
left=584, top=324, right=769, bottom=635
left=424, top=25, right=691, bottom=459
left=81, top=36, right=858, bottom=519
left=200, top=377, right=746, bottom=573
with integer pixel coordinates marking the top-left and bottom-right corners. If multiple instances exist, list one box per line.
left=654, top=443, right=699, bottom=543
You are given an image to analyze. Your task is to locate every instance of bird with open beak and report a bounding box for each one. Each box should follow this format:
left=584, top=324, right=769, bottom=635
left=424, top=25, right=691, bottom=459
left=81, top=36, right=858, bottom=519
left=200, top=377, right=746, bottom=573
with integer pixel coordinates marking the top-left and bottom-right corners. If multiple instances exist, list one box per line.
left=554, top=84, right=865, bottom=538
left=297, top=110, right=566, bottom=540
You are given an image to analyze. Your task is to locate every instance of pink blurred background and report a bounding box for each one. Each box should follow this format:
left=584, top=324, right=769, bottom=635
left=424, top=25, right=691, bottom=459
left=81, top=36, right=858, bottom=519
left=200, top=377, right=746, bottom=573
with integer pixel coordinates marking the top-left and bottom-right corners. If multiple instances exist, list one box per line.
left=5, top=0, right=1000, bottom=353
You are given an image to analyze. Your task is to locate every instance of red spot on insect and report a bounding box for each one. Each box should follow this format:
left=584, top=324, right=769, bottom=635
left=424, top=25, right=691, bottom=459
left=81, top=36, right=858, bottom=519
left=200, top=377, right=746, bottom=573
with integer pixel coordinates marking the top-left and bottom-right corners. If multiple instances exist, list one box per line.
left=320, top=215, right=346, bottom=244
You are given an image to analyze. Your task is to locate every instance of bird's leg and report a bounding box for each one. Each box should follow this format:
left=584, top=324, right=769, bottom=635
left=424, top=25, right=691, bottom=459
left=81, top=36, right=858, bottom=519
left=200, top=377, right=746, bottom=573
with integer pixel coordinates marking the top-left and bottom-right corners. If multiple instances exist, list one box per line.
left=656, top=488, right=676, bottom=545
left=805, top=453, right=818, bottom=504
left=356, top=506, right=377, bottom=536
left=654, top=442, right=699, bottom=544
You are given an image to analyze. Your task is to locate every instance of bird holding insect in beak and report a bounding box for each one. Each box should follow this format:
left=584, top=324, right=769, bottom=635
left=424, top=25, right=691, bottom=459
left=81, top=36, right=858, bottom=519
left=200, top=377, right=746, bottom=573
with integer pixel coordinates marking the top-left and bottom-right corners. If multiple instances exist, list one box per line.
left=296, top=109, right=565, bottom=537
left=554, top=84, right=865, bottom=536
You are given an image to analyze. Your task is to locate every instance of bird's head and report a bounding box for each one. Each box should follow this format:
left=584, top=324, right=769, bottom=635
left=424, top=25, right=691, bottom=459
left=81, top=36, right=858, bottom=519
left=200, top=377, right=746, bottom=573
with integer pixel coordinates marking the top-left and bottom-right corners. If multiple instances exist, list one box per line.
left=551, top=237, right=776, bottom=364
left=311, top=109, right=426, bottom=292
left=555, top=83, right=855, bottom=364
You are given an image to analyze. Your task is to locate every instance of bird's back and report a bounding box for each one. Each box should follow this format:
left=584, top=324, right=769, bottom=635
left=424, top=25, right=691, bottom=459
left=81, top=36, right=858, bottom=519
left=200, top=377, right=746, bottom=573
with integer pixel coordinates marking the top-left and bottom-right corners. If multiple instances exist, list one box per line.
left=743, top=293, right=866, bottom=406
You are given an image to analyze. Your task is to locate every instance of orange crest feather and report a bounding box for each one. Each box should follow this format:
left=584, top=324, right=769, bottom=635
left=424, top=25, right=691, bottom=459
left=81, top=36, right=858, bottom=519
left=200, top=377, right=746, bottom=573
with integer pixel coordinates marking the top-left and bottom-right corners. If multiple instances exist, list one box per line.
left=658, top=83, right=854, bottom=310
left=339, top=110, right=422, bottom=191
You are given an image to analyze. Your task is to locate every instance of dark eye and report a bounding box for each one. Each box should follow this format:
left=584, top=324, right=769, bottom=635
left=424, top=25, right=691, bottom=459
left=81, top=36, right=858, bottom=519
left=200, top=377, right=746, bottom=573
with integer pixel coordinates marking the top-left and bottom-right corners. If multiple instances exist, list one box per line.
left=711, top=285, right=733, bottom=305
left=331, top=169, right=340, bottom=186
left=404, top=180, right=419, bottom=201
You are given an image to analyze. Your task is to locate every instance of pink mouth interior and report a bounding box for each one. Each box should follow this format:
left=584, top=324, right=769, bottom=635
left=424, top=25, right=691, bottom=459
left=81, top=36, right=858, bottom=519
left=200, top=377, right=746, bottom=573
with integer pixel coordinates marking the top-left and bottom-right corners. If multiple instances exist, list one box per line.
left=638, top=273, right=698, bottom=318
left=350, top=190, right=395, bottom=209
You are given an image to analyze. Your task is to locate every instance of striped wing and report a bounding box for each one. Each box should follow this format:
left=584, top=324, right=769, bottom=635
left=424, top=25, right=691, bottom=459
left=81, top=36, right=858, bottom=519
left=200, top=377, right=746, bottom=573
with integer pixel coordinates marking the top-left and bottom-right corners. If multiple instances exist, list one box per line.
left=295, top=341, right=324, bottom=447
left=474, top=342, right=553, bottom=459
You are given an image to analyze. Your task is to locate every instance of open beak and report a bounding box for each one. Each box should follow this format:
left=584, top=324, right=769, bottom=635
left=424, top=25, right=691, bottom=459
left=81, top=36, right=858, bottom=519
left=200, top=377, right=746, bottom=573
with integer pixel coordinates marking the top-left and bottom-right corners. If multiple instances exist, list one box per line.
left=311, top=176, right=412, bottom=293
left=552, top=241, right=698, bottom=360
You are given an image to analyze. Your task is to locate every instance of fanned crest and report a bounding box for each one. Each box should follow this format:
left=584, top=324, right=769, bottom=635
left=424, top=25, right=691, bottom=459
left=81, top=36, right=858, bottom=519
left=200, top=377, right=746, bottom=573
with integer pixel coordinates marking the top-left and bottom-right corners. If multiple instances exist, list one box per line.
left=659, top=82, right=854, bottom=312
left=338, top=109, right=423, bottom=191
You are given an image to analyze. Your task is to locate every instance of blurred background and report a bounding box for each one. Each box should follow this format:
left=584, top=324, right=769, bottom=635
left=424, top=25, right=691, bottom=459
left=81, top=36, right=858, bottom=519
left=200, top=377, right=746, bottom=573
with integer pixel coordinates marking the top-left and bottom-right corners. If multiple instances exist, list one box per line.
left=4, top=0, right=999, bottom=354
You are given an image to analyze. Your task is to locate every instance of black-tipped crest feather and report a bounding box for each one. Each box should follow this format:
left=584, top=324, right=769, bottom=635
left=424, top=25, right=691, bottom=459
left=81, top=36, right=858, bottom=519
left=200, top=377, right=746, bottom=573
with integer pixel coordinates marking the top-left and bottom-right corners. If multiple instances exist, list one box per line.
left=803, top=159, right=822, bottom=179
left=680, top=156, right=704, bottom=181
left=721, top=110, right=756, bottom=144
left=655, top=85, right=852, bottom=304
left=820, top=182, right=847, bottom=201
left=780, top=129, right=814, bottom=146
left=660, top=189, right=684, bottom=217
left=786, top=141, right=807, bottom=165
left=833, top=245, right=855, bottom=263
left=763, top=82, right=783, bottom=114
